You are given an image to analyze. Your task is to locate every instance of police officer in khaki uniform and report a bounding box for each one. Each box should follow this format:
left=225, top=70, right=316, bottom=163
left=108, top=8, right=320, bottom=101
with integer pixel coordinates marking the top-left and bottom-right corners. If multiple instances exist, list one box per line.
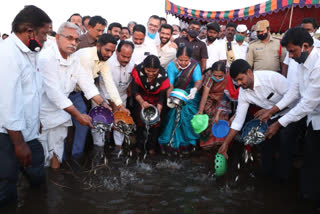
left=246, top=20, right=286, bottom=72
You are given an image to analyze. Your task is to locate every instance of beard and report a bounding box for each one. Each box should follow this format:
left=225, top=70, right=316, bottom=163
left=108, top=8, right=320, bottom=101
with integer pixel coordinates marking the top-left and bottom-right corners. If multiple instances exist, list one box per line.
left=160, top=37, right=170, bottom=45
left=207, top=36, right=217, bottom=43
left=97, top=49, right=109, bottom=61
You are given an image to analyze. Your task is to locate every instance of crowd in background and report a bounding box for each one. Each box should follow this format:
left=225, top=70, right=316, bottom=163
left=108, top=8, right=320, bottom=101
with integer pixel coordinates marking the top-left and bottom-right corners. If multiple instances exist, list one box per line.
left=0, top=5, right=320, bottom=212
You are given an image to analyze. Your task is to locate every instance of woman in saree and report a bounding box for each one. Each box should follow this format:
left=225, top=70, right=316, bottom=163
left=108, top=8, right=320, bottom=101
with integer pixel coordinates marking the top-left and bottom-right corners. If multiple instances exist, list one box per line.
left=197, top=61, right=239, bottom=149
left=131, top=55, right=170, bottom=155
left=158, top=45, right=202, bottom=155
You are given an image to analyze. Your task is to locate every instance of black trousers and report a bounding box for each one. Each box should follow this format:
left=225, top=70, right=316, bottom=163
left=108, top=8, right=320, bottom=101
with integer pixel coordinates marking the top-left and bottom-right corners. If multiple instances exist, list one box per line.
left=300, top=123, right=320, bottom=200
left=258, top=118, right=306, bottom=180
left=0, top=134, right=45, bottom=206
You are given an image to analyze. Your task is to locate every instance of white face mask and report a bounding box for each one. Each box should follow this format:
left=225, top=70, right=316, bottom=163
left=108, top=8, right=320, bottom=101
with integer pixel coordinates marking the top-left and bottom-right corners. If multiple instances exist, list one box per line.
left=172, top=34, right=179, bottom=40
left=310, top=32, right=314, bottom=37
left=178, top=61, right=191, bottom=70
left=135, top=44, right=142, bottom=48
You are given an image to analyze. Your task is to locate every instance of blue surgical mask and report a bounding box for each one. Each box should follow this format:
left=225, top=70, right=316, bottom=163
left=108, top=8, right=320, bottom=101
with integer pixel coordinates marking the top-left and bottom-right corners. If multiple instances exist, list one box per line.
left=148, top=32, right=157, bottom=39
left=212, top=76, right=224, bottom=82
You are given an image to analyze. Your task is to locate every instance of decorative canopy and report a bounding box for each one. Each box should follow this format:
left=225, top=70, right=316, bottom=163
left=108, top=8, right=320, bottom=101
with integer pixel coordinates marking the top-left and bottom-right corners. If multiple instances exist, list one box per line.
left=166, top=0, right=320, bottom=32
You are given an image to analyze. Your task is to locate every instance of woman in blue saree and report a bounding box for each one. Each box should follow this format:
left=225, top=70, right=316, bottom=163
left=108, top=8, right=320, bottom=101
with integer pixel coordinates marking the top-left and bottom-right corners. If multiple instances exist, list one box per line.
left=158, top=45, right=202, bottom=154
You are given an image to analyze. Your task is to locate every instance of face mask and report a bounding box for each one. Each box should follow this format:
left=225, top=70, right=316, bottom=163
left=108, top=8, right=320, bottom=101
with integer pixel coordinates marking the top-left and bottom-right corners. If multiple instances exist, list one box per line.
left=27, top=38, right=42, bottom=52
left=212, top=76, right=224, bottom=83
left=188, top=29, right=200, bottom=39
left=309, top=32, right=314, bottom=37
left=148, top=32, right=157, bottom=39
left=178, top=61, right=191, bottom=70
left=257, top=32, right=268, bottom=41
left=135, top=44, right=142, bottom=48
left=172, top=34, right=179, bottom=40
left=293, top=47, right=309, bottom=64
left=235, top=34, right=245, bottom=42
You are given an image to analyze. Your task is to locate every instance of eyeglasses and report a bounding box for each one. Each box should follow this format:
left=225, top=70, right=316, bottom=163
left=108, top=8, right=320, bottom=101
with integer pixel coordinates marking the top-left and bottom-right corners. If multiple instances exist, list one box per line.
left=59, top=33, right=80, bottom=43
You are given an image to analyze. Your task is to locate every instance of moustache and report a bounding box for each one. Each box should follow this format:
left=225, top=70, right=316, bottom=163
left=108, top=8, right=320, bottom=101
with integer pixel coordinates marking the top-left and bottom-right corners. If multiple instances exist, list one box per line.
left=67, top=45, right=77, bottom=51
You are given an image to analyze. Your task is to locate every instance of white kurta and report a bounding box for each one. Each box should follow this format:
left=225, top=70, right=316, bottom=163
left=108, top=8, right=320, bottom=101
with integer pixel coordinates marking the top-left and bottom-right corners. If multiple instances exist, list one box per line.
left=38, top=42, right=99, bottom=164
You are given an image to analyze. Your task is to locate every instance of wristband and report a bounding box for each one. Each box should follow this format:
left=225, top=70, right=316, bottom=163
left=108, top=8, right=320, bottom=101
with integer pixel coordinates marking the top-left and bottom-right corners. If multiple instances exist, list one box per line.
left=99, top=100, right=106, bottom=106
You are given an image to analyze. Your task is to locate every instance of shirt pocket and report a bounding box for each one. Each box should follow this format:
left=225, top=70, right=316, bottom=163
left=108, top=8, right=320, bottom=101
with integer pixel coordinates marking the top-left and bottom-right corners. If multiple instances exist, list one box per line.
left=267, top=92, right=282, bottom=104
left=65, top=73, right=78, bottom=93
left=254, top=47, right=265, bottom=61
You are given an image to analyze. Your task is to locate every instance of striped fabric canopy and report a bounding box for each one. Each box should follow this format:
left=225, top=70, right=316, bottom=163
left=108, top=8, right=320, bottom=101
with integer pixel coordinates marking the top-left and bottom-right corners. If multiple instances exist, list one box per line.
left=165, top=0, right=320, bottom=22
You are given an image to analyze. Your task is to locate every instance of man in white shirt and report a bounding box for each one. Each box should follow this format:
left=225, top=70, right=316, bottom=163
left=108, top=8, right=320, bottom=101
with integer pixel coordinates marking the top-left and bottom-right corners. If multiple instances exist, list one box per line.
left=145, top=15, right=161, bottom=46
left=129, top=24, right=158, bottom=66
left=157, top=24, right=177, bottom=69
left=38, top=22, right=111, bottom=169
left=233, top=24, right=249, bottom=61
left=202, top=22, right=227, bottom=69
left=261, top=27, right=320, bottom=203
left=75, top=34, right=130, bottom=155
left=102, top=40, right=135, bottom=151
left=281, top=17, right=320, bottom=77
left=217, top=59, right=297, bottom=179
left=0, top=5, right=52, bottom=205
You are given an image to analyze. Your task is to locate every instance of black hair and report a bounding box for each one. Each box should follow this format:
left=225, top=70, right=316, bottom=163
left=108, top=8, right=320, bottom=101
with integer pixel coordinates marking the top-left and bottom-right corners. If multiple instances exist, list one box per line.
left=117, top=40, right=134, bottom=52
left=301, top=17, right=318, bottom=30
left=82, top=16, right=91, bottom=25
left=189, top=20, right=201, bottom=27
left=230, top=59, right=251, bottom=79
left=12, top=5, right=52, bottom=33
left=143, top=55, right=161, bottom=69
left=226, top=22, right=237, bottom=30
left=108, top=22, right=122, bottom=31
left=211, top=61, right=226, bottom=73
left=176, top=44, right=193, bottom=58
left=68, top=13, right=82, bottom=22
left=173, top=24, right=181, bottom=31
left=133, top=24, right=146, bottom=35
left=97, top=33, right=117, bottom=46
left=88, top=16, right=107, bottom=27
left=121, top=27, right=129, bottom=32
left=149, top=15, right=161, bottom=22
left=281, top=27, right=313, bottom=47
left=160, top=17, right=167, bottom=23
left=159, top=24, right=173, bottom=34
left=207, top=22, right=220, bottom=32
left=181, top=28, right=188, bottom=33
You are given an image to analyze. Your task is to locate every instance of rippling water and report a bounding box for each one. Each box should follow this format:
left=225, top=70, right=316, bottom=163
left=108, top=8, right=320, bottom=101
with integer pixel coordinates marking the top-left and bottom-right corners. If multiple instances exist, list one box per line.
left=0, top=149, right=314, bottom=214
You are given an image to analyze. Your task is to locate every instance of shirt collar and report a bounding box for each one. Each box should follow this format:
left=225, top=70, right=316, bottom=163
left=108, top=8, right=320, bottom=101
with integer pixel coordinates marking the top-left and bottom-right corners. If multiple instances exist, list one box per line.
left=303, top=47, right=317, bottom=70
left=90, top=46, right=99, bottom=62
left=11, top=33, right=32, bottom=54
left=253, top=71, right=262, bottom=89
left=53, top=42, right=73, bottom=66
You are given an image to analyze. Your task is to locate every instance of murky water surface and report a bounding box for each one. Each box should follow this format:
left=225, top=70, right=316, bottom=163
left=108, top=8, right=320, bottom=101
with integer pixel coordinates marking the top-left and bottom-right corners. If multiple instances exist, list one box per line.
left=0, top=149, right=313, bottom=214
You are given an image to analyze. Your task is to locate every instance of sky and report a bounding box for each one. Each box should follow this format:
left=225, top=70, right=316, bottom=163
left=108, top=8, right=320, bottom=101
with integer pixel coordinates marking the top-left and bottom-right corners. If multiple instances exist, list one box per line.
left=0, top=0, right=266, bottom=34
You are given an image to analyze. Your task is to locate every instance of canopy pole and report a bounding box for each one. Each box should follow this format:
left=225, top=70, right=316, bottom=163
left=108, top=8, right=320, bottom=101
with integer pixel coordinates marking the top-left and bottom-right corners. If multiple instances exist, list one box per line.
left=289, top=5, right=294, bottom=28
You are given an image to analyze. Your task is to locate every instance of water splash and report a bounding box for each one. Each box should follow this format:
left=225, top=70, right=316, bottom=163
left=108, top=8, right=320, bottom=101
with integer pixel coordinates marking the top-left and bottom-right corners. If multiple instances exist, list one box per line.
left=155, top=160, right=183, bottom=170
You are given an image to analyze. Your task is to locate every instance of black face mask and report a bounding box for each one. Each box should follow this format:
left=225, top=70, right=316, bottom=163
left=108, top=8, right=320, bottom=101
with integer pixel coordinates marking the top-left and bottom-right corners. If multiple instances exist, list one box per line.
left=188, top=29, right=200, bottom=38
left=27, top=38, right=42, bottom=52
left=293, top=48, right=309, bottom=64
left=257, top=32, right=268, bottom=41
